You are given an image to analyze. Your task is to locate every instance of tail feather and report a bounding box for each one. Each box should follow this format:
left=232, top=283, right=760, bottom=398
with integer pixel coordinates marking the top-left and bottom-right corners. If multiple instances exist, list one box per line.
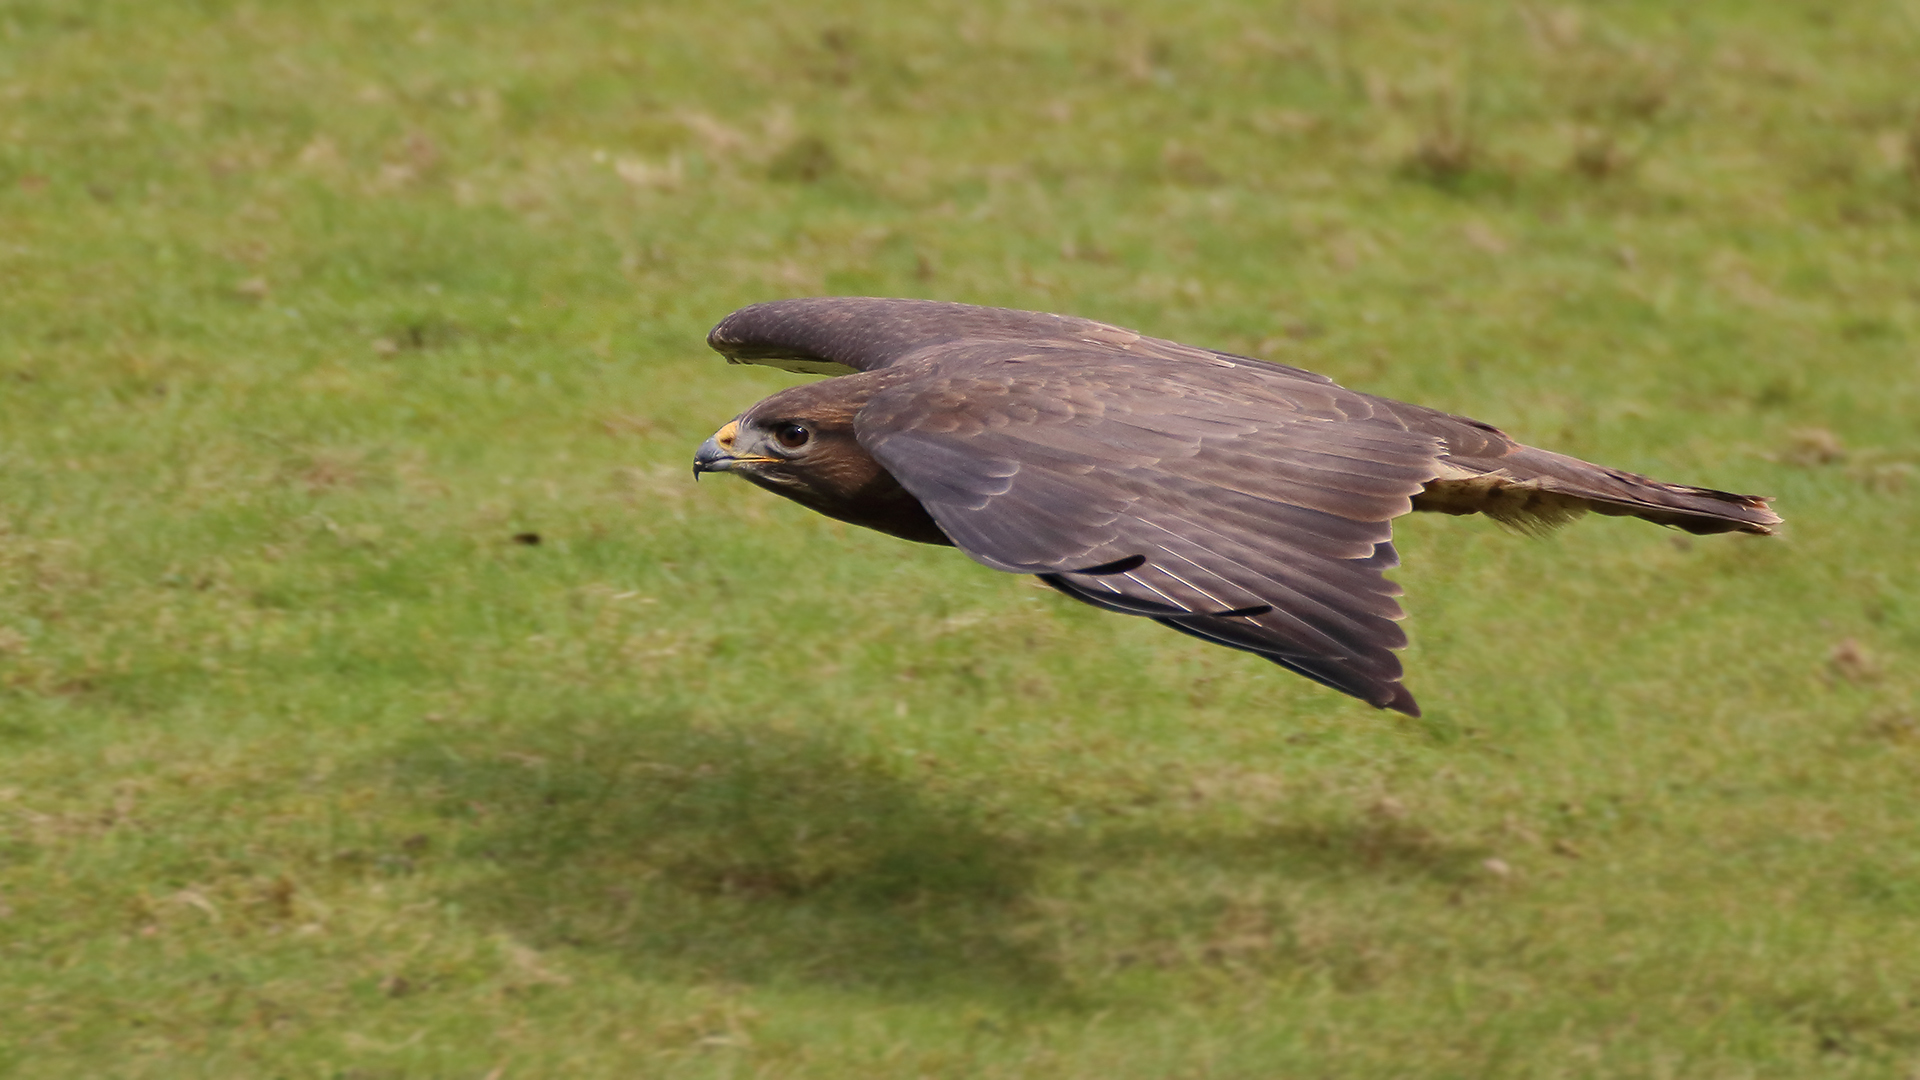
left=1414, top=446, right=1781, bottom=536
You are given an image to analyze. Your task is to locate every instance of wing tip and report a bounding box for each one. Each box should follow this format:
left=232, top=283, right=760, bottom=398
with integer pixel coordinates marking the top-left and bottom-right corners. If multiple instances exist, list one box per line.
left=1379, top=684, right=1421, bottom=717
left=709, top=297, right=1143, bottom=376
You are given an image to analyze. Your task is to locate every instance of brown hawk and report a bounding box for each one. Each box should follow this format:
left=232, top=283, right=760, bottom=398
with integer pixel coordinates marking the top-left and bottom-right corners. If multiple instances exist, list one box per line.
left=693, top=298, right=1779, bottom=716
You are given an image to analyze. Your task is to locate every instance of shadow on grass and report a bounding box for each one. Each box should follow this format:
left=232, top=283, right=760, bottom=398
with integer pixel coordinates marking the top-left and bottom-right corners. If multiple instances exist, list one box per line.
left=385, top=714, right=1057, bottom=1000
left=380, top=712, right=1487, bottom=1002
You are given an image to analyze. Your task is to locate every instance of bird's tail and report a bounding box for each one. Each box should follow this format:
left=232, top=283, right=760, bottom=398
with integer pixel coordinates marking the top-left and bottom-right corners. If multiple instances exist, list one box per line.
left=1413, top=446, right=1780, bottom=536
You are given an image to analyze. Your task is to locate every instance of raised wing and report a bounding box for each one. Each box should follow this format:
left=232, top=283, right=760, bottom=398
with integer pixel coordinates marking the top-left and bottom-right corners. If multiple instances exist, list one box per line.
left=857, top=352, right=1446, bottom=715
left=706, top=296, right=1338, bottom=382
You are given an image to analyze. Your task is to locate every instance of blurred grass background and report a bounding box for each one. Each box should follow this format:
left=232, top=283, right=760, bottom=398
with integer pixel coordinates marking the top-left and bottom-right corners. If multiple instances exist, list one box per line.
left=2, top=0, right=1918, bottom=1075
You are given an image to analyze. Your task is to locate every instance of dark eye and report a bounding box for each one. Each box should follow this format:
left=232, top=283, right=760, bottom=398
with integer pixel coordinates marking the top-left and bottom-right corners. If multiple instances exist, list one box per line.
left=773, top=422, right=811, bottom=450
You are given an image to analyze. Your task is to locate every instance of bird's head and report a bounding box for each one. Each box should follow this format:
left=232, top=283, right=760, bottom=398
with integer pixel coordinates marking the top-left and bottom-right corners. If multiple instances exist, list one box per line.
left=691, top=379, right=952, bottom=546
left=692, top=414, right=819, bottom=481
left=692, top=383, right=868, bottom=498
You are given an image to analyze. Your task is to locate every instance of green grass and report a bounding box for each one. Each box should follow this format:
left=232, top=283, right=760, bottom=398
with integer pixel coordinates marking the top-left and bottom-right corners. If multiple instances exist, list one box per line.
left=3, top=0, right=1919, bottom=1075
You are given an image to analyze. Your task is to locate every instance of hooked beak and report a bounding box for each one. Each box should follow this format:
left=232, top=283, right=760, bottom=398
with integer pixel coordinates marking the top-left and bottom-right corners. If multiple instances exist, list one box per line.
left=692, top=420, right=775, bottom=479
left=692, top=434, right=733, bottom=478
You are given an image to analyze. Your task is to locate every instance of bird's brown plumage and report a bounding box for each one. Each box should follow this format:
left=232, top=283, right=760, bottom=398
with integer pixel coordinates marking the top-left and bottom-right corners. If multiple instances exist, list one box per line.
left=694, top=298, right=1780, bottom=716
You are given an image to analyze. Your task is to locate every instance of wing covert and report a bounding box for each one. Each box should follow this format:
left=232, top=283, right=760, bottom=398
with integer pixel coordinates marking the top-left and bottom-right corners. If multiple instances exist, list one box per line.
left=857, top=363, right=1446, bottom=714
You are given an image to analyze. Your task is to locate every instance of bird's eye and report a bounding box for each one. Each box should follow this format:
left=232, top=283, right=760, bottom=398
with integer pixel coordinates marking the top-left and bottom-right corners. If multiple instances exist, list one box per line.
left=773, top=422, right=811, bottom=450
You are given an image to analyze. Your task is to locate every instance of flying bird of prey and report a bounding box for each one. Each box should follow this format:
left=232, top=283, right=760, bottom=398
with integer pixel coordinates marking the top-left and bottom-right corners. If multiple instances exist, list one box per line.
left=693, top=298, right=1780, bottom=716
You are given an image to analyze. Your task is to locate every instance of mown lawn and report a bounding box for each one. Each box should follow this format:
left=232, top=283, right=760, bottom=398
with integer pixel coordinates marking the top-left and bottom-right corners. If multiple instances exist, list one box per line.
left=2, top=1, right=1918, bottom=1075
